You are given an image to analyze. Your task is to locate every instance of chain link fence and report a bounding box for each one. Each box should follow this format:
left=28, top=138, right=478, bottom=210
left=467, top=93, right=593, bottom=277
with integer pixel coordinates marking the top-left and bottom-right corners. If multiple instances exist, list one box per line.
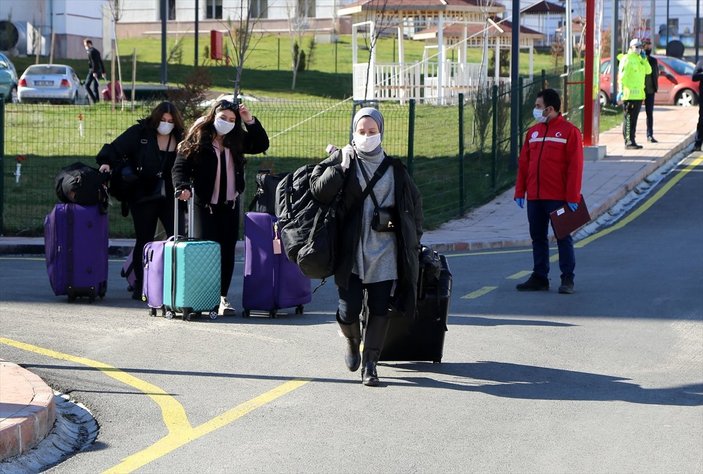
left=0, top=67, right=584, bottom=237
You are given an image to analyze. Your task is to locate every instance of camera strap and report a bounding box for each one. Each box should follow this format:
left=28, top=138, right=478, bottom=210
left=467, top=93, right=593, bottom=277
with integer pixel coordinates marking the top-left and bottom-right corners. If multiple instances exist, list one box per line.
left=357, top=156, right=389, bottom=210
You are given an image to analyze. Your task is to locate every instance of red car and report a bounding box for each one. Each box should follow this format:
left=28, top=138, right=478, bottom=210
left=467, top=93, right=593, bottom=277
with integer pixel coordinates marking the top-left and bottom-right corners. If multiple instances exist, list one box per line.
left=599, top=55, right=698, bottom=107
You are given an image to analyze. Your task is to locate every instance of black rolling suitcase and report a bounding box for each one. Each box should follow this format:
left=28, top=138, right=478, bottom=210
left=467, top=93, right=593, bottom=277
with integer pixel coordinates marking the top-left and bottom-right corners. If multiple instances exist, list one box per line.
left=379, top=249, right=451, bottom=363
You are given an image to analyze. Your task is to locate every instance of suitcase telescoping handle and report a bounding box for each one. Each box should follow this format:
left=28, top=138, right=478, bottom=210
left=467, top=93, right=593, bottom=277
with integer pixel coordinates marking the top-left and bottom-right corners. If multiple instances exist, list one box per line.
left=174, top=188, right=195, bottom=239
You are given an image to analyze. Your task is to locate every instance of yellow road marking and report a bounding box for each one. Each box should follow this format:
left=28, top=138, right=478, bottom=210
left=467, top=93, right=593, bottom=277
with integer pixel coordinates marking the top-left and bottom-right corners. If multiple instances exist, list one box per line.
left=507, top=270, right=531, bottom=280
left=461, top=286, right=497, bottom=299
left=0, top=337, right=309, bottom=473
left=575, top=156, right=703, bottom=248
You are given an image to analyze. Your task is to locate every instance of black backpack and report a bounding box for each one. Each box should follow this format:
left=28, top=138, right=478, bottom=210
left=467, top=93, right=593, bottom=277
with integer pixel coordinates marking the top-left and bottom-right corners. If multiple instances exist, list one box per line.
left=275, top=163, right=338, bottom=279
left=55, top=162, right=108, bottom=210
left=248, top=170, right=289, bottom=215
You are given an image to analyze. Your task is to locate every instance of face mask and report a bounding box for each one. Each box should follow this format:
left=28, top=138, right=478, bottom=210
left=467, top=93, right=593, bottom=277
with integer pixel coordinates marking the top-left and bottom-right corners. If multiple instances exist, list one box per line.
left=214, top=117, right=235, bottom=136
left=157, top=121, right=174, bottom=135
left=532, top=107, right=548, bottom=123
left=645, top=49, right=651, bottom=56
left=353, top=133, right=382, bottom=153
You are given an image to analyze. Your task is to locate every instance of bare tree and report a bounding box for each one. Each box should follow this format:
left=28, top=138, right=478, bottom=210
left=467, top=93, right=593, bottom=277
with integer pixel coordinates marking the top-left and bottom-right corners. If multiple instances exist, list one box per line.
left=223, top=0, right=266, bottom=97
left=360, top=0, right=394, bottom=101
left=287, top=0, right=308, bottom=90
left=106, top=0, right=124, bottom=109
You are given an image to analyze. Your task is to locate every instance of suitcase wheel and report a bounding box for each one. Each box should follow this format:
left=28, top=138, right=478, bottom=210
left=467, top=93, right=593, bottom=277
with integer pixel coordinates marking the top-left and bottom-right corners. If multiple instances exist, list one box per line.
left=243, top=309, right=250, bottom=318
left=208, top=311, right=218, bottom=320
left=165, top=310, right=175, bottom=320
left=433, top=360, right=441, bottom=364
left=269, top=310, right=277, bottom=319
left=149, top=308, right=156, bottom=317
left=295, top=305, right=304, bottom=315
left=183, top=309, right=194, bottom=321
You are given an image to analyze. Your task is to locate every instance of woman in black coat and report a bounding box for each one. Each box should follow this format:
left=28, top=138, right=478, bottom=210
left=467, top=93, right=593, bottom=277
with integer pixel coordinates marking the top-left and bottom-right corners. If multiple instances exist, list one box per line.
left=97, top=101, right=185, bottom=300
left=172, top=98, right=269, bottom=316
left=310, top=107, right=423, bottom=386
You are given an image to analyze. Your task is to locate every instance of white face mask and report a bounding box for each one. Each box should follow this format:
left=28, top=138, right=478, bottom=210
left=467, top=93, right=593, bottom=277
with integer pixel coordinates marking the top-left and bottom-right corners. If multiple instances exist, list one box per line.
left=214, top=117, right=235, bottom=136
left=532, top=107, right=548, bottom=123
left=353, top=133, right=382, bottom=153
left=157, top=121, right=174, bottom=136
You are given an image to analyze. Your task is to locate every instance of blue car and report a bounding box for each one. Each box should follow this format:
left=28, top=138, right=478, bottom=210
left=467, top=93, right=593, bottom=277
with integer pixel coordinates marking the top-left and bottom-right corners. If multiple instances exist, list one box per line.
left=0, top=52, right=18, bottom=103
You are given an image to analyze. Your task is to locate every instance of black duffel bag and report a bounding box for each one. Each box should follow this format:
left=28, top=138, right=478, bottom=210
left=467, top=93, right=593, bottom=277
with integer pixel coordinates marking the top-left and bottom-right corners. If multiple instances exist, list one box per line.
left=55, top=162, right=108, bottom=209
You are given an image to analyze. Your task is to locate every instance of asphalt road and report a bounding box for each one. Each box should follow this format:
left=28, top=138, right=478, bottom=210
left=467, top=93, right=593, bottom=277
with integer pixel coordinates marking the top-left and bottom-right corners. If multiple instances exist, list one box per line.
left=1, top=155, right=701, bottom=473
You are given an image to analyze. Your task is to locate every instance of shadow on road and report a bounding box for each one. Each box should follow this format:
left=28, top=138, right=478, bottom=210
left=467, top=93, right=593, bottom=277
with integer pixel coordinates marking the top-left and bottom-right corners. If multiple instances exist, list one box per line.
left=383, top=361, right=703, bottom=406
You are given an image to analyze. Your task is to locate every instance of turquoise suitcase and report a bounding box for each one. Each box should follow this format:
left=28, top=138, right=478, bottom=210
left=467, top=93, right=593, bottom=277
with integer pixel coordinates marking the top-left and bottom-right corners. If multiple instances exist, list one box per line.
left=163, top=192, right=221, bottom=321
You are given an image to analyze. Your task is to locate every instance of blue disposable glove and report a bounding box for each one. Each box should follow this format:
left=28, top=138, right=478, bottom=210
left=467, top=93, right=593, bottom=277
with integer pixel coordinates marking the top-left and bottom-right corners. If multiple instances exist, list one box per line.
left=515, top=198, right=525, bottom=209
left=616, top=92, right=623, bottom=103
left=567, top=202, right=579, bottom=212
left=640, top=51, right=646, bottom=59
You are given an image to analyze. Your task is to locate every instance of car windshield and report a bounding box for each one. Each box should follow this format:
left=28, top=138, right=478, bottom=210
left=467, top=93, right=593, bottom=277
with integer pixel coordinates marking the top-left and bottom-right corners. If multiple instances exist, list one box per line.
left=25, top=66, right=67, bottom=76
left=659, top=57, right=695, bottom=75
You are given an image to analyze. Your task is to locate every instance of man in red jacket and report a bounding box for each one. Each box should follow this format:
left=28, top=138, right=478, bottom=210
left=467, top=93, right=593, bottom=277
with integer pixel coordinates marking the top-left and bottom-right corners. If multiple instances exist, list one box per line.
left=514, top=88, right=584, bottom=294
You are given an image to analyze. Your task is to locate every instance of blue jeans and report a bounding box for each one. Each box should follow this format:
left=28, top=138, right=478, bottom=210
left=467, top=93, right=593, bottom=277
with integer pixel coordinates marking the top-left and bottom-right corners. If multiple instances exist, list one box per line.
left=85, top=73, right=100, bottom=102
left=527, top=200, right=575, bottom=280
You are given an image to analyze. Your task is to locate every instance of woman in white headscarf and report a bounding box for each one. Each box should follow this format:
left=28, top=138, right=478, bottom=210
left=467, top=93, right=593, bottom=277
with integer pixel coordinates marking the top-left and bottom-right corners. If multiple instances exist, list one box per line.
left=311, top=107, right=423, bottom=387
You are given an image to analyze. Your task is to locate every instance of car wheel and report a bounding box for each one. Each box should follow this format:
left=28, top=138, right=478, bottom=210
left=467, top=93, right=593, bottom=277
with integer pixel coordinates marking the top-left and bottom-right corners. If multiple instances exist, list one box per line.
left=6, top=86, right=17, bottom=104
left=598, top=90, right=608, bottom=107
left=675, top=89, right=697, bottom=107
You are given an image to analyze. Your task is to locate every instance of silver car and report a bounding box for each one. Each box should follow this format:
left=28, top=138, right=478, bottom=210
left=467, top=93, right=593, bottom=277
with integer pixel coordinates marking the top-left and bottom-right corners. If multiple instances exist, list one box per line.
left=18, top=64, right=88, bottom=104
left=0, top=52, right=18, bottom=103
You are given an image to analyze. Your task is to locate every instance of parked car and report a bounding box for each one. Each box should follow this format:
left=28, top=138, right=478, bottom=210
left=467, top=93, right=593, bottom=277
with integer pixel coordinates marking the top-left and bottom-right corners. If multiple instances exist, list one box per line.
left=18, top=64, right=88, bottom=104
left=599, top=56, right=698, bottom=107
left=0, top=52, right=18, bottom=103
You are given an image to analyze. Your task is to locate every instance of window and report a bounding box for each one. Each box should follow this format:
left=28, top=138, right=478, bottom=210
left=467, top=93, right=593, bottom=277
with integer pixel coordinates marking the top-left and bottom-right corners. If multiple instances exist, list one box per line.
left=206, top=0, right=222, bottom=19
left=251, top=0, right=268, bottom=19
left=159, top=0, right=176, bottom=21
left=297, top=0, right=315, bottom=18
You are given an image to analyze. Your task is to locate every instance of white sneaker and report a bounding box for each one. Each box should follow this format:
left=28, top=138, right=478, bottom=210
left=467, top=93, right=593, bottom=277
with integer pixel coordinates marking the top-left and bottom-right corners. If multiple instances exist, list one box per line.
left=219, top=297, right=236, bottom=316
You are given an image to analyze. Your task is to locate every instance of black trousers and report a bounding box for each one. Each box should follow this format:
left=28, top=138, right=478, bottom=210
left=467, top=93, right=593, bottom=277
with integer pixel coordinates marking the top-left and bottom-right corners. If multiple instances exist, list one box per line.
left=644, top=93, right=655, bottom=138
left=337, top=274, right=394, bottom=324
left=622, top=99, right=642, bottom=145
left=129, top=197, right=174, bottom=284
left=199, top=199, right=240, bottom=297
left=697, top=101, right=703, bottom=147
left=85, top=73, right=100, bottom=102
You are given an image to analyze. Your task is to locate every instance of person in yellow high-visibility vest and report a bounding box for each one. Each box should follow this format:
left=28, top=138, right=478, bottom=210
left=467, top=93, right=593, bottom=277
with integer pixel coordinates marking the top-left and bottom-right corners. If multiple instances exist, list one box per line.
left=617, top=38, right=652, bottom=149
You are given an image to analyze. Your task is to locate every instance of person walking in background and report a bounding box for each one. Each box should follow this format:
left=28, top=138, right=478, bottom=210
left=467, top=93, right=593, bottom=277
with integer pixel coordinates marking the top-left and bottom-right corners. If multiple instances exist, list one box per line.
left=173, top=98, right=269, bottom=316
left=310, top=108, right=423, bottom=386
left=514, top=88, right=584, bottom=294
left=617, top=38, right=651, bottom=150
left=693, top=59, right=703, bottom=151
left=97, top=102, right=185, bottom=300
left=83, top=39, right=105, bottom=104
left=642, top=39, right=659, bottom=143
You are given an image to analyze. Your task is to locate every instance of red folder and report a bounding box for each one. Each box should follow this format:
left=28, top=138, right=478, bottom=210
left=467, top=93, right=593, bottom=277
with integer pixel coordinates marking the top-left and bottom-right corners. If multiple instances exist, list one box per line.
left=549, top=195, right=590, bottom=240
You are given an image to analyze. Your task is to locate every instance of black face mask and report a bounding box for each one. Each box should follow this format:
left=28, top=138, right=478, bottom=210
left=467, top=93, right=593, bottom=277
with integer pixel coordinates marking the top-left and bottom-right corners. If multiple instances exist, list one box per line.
left=645, top=49, right=652, bottom=56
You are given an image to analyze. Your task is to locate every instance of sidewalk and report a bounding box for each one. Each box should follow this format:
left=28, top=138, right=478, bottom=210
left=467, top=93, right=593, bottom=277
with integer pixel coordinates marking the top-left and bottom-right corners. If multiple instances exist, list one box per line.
left=0, top=105, right=699, bottom=463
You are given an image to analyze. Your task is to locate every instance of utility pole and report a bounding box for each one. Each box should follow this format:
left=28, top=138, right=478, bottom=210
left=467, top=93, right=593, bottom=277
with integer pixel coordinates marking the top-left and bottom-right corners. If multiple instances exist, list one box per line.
left=510, top=0, right=520, bottom=164
left=696, top=0, right=701, bottom=62
left=610, top=0, right=619, bottom=103
left=195, top=0, right=199, bottom=66
left=160, top=0, right=167, bottom=85
left=565, top=0, right=572, bottom=66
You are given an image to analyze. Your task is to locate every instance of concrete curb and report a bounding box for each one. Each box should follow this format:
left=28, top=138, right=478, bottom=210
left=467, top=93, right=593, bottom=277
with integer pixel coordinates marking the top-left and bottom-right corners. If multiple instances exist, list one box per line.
left=0, top=361, right=57, bottom=461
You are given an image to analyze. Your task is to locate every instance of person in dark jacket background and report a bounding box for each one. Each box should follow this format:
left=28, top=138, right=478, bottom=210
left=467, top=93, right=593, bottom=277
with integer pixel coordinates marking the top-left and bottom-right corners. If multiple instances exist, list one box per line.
left=173, top=98, right=269, bottom=316
left=514, top=88, right=584, bottom=294
left=97, top=101, right=185, bottom=300
left=693, top=59, right=703, bottom=151
left=642, top=39, right=659, bottom=143
left=310, top=107, right=423, bottom=387
left=83, top=39, right=105, bottom=104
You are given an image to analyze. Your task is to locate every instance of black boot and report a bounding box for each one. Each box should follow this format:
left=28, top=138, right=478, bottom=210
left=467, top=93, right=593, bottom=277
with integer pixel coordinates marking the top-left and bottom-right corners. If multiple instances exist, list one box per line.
left=516, top=273, right=549, bottom=291
left=337, top=315, right=362, bottom=372
left=361, top=315, right=390, bottom=387
left=132, top=281, right=143, bottom=301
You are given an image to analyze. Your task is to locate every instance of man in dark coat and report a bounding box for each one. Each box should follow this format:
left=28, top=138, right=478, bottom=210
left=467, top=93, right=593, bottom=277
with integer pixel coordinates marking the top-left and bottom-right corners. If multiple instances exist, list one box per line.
left=693, top=59, right=703, bottom=151
left=83, top=38, right=105, bottom=104
left=642, top=39, right=659, bottom=143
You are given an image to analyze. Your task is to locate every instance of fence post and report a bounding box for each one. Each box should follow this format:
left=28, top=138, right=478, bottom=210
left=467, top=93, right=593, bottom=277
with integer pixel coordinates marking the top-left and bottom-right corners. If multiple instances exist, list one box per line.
left=407, top=98, right=415, bottom=177
left=0, top=97, right=4, bottom=234
left=458, top=93, right=465, bottom=216
left=541, top=69, right=546, bottom=89
left=562, top=64, right=569, bottom=115
left=491, top=85, right=498, bottom=191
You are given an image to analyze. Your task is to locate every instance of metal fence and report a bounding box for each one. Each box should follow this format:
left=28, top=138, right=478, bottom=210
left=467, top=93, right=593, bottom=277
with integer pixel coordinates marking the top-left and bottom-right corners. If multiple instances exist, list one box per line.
left=0, top=66, right=584, bottom=237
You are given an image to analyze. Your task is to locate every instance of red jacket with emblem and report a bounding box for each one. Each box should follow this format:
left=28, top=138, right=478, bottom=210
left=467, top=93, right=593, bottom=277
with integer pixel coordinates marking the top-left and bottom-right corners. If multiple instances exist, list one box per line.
left=514, top=114, right=583, bottom=203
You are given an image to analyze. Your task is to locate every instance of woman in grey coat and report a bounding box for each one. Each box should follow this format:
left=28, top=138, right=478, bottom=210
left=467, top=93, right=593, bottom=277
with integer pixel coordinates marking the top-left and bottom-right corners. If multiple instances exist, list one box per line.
left=310, top=108, right=423, bottom=386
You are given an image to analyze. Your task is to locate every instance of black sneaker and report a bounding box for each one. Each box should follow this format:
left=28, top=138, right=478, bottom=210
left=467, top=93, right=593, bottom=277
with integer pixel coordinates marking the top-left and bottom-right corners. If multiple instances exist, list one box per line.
left=647, top=136, right=658, bottom=143
left=625, top=143, right=643, bottom=150
left=694, top=143, right=702, bottom=152
left=516, top=274, right=549, bottom=291
left=558, top=277, right=574, bottom=294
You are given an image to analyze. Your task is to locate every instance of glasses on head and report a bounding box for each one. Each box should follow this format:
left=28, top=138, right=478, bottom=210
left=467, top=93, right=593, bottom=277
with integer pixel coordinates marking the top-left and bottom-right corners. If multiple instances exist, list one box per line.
left=216, top=99, right=240, bottom=112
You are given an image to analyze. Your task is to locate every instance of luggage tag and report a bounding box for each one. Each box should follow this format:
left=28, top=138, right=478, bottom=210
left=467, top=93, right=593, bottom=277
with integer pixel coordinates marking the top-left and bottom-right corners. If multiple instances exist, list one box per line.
left=272, top=222, right=282, bottom=255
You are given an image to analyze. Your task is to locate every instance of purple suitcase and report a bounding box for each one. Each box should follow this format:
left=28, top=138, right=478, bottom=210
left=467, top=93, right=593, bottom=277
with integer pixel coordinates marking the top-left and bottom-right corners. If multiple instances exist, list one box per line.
left=44, top=203, right=108, bottom=302
left=120, top=247, right=138, bottom=291
left=242, top=212, right=312, bottom=318
left=142, top=240, right=167, bottom=316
